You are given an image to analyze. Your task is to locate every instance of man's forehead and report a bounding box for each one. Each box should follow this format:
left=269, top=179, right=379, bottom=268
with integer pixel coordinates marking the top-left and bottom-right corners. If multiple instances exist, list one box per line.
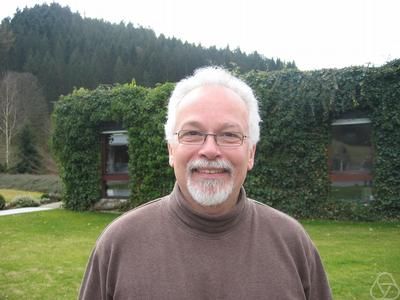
left=179, top=120, right=243, bottom=130
left=177, top=85, right=244, bottom=109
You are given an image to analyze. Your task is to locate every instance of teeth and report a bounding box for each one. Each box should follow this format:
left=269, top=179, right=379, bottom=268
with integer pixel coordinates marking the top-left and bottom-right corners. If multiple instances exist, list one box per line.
left=198, top=169, right=224, bottom=174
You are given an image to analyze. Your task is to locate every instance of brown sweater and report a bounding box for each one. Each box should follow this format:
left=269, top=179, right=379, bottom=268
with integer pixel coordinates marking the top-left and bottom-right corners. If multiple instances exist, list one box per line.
left=79, top=184, right=332, bottom=299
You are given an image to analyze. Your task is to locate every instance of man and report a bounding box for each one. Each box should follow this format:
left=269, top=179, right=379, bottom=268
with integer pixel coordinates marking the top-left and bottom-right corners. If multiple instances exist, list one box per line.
left=79, top=67, right=332, bottom=299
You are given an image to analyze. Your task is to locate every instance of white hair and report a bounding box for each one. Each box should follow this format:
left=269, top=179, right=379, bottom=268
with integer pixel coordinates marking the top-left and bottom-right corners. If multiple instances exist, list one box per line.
left=164, top=66, right=261, bottom=145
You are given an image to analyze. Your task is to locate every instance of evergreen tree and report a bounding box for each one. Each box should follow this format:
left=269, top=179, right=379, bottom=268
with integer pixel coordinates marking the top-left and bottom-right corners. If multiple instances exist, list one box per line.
left=2, top=3, right=296, bottom=109
left=0, top=18, right=15, bottom=73
left=113, top=56, right=131, bottom=84
left=15, top=123, right=42, bottom=174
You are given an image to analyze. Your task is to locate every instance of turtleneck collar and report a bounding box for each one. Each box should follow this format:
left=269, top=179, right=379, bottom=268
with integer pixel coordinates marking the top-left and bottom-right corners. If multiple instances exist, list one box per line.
left=166, top=183, right=248, bottom=237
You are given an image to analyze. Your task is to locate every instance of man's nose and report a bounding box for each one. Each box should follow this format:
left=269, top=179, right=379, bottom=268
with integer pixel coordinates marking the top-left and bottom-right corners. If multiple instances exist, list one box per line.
left=198, top=135, right=221, bottom=159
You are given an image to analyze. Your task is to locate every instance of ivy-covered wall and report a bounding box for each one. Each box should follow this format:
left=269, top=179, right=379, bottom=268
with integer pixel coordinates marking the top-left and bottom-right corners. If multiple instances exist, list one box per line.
left=244, top=60, right=400, bottom=219
left=52, top=61, right=400, bottom=219
left=52, top=82, right=175, bottom=210
left=361, top=60, right=400, bottom=218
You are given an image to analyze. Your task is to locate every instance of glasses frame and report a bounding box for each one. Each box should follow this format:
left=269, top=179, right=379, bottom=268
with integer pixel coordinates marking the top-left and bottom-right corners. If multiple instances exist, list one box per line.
left=174, top=130, right=248, bottom=147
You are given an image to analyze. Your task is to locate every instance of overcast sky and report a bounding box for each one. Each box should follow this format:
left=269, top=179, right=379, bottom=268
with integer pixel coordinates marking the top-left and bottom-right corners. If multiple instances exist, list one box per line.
left=1, top=0, right=399, bottom=70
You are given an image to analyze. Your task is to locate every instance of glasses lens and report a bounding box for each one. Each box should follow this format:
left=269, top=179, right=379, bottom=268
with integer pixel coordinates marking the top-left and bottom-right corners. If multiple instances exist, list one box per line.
left=217, top=132, right=243, bottom=146
left=177, top=130, right=245, bottom=146
left=178, top=131, right=204, bottom=144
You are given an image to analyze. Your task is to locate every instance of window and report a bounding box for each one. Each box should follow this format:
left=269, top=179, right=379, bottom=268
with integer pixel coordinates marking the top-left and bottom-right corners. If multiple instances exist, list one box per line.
left=106, top=133, right=129, bottom=174
left=101, top=131, right=130, bottom=198
left=329, top=118, right=373, bottom=202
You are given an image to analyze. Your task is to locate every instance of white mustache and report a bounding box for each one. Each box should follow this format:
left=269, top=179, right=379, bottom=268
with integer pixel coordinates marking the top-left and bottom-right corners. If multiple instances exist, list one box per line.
left=187, top=159, right=233, bottom=173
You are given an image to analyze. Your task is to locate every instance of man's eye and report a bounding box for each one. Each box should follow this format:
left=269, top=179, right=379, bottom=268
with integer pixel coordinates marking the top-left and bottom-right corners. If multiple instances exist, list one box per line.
left=221, top=132, right=241, bottom=139
left=184, top=131, right=202, bottom=136
left=179, top=130, right=204, bottom=139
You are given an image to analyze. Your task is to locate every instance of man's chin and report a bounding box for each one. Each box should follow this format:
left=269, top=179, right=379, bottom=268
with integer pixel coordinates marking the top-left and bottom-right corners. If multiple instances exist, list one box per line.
left=187, top=180, right=233, bottom=207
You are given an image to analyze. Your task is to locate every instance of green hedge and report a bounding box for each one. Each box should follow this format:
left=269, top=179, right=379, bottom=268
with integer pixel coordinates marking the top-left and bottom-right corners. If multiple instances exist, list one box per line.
left=362, top=60, right=400, bottom=218
left=52, top=61, right=400, bottom=219
left=244, top=60, right=400, bottom=219
left=52, top=82, right=175, bottom=210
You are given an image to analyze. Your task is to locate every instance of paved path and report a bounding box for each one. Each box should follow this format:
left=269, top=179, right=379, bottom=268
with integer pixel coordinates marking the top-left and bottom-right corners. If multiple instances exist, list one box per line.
left=0, top=202, right=63, bottom=216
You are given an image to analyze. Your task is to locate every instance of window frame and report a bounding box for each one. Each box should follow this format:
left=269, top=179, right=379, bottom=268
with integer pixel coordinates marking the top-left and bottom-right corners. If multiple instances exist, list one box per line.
left=101, top=130, right=130, bottom=198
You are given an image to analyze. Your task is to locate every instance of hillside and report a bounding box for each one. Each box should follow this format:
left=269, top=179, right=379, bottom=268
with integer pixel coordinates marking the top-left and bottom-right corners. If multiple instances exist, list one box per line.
left=0, top=3, right=296, bottom=108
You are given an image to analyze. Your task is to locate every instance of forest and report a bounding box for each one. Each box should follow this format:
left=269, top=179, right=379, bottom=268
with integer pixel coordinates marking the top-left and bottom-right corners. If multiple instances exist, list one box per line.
left=0, top=3, right=295, bottom=173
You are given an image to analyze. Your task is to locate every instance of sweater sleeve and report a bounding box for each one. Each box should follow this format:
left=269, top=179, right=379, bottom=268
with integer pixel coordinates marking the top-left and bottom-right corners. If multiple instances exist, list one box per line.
left=307, top=244, right=333, bottom=300
left=78, top=244, right=111, bottom=300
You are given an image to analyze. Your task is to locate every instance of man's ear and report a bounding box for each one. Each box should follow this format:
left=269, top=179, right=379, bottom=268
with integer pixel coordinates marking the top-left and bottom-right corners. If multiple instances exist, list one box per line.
left=167, top=144, right=174, bottom=167
left=247, top=145, right=256, bottom=171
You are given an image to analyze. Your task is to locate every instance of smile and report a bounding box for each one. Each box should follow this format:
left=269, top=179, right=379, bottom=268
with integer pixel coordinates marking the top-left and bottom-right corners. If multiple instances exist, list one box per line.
left=195, top=168, right=228, bottom=174
left=187, top=159, right=234, bottom=178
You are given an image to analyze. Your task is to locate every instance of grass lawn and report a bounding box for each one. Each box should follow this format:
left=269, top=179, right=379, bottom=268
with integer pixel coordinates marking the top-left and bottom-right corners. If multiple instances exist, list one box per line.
left=0, top=210, right=118, bottom=299
left=1, top=210, right=399, bottom=299
left=0, top=189, right=43, bottom=203
left=303, top=220, right=400, bottom=299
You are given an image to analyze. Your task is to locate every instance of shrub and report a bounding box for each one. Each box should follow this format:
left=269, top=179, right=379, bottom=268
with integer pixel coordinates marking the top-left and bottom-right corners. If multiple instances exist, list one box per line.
left=41, top=193, right=50, bottom=200
left=0, top=163, right=6, bottom=173
left=40, top=193, right=51, bottom=204
left=49, top=193, right=62, bottom=202
left=39, top=192, right=62, bottom=205
left=9, top=196, right=40, bottom=208
left=0, top=194, right=5, bottom=210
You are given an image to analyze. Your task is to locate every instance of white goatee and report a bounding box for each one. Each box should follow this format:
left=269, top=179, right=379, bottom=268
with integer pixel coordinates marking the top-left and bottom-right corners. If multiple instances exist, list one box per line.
left=186, top=158, right=234, bottom=206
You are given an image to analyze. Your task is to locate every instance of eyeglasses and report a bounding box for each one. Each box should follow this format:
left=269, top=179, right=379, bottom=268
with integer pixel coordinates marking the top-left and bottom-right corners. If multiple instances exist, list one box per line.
left=174, top=130, right=247, bottom=147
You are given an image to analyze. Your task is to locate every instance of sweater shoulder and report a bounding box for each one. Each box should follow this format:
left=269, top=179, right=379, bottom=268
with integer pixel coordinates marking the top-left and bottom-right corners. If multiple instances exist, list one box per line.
left=249, top=199, right=299, bottom=223
left=248, top=199, right=318, bottom=260
left=248, top=199, right=309, bottom=239
left=96, top=196, right=167, bottom=246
